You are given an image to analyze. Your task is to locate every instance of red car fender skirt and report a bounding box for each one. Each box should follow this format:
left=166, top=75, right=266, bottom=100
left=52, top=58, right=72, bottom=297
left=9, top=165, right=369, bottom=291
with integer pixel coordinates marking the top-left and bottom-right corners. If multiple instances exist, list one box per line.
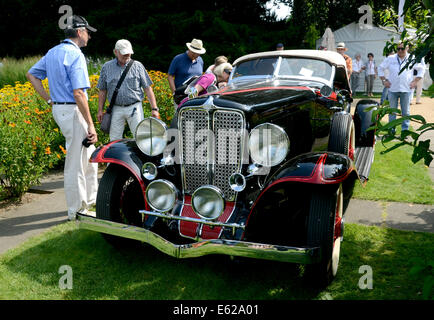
left=90, top=139, right=149, bottom=202
left=246, top=152, right=356, bottom=231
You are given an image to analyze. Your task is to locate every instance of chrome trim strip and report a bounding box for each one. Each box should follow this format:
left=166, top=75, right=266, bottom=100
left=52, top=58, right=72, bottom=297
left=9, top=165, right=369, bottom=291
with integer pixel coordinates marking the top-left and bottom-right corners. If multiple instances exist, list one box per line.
left=139, top=209, right=243, bottom=230
left=77, top=214, right=320, bottom=264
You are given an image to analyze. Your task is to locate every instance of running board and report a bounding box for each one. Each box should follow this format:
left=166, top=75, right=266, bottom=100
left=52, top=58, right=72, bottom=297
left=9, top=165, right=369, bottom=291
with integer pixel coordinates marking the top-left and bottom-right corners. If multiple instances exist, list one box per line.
left=354, top=146, right=375, bottom=184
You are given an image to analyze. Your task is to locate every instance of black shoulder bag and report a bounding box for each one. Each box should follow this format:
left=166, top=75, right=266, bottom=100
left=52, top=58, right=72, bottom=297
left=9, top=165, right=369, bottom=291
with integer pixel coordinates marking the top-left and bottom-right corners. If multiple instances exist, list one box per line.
left=100, top=59, right=135, bottom=134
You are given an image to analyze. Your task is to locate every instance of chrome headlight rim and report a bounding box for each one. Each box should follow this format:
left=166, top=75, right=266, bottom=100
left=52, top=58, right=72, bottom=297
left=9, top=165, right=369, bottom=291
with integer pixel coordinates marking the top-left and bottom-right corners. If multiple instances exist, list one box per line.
left=145, top=179, right=177, bottom=213
left=142, top=162, right=158, bottom=180
left=248, top=122, right=290, bottom=167
left=191, top=185, right=225, bottom=220
left=135, top=117, right=168, bottom=157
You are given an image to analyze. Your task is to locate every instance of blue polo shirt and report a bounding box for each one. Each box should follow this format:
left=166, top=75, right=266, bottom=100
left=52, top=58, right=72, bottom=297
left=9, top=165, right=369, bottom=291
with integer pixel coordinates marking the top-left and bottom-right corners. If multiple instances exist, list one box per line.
left=168, top=51, right=203, bottom=88
left=29, top=39, right=90, bottom=102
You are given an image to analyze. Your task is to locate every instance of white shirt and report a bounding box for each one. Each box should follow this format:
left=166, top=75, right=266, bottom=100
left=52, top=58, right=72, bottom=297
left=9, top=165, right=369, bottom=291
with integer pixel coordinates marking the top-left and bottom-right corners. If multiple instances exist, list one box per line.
left=352, top=59, right=364, bottom=73
left=365, top=60, right=376, bottom=75
left=378, top=53, right=424, bottom=92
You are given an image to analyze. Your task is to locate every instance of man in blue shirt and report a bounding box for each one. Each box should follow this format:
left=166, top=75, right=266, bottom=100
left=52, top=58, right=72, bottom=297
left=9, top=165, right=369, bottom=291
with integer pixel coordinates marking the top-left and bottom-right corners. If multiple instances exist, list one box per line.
left=26, top=15, right=98, bottom=221
left=167, top=38, right=206, bottom=106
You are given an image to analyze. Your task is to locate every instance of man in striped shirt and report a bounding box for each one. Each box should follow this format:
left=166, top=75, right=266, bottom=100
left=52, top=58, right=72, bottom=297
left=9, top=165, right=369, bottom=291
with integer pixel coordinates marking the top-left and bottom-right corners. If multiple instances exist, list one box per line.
left=97, top=39, right=159, bottom=141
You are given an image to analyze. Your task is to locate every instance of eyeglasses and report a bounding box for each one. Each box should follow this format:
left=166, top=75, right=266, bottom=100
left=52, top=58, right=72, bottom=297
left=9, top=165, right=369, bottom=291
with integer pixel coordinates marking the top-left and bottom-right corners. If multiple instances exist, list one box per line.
left=397, top=47, right=405, bottom=51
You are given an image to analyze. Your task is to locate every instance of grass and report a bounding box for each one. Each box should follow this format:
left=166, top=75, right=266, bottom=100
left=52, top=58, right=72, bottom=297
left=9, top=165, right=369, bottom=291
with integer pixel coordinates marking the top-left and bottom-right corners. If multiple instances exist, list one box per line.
left=0, top=56, right=42, bottom=87
left=353, top=142, right=434, bottom=204
left=0, top=221, right=433, bottom=300
left=0, top=56, right=110, bottom=88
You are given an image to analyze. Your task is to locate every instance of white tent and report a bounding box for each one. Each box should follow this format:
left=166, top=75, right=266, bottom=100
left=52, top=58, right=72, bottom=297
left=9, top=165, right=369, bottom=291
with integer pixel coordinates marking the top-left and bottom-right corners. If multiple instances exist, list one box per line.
left=316, top=22, right=432, bottom=93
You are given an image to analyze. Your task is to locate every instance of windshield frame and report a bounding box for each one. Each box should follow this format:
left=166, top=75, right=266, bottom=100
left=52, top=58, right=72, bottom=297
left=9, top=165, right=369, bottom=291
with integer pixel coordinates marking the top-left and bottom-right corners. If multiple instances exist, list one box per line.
left=229, top=56, right=335, bottom=87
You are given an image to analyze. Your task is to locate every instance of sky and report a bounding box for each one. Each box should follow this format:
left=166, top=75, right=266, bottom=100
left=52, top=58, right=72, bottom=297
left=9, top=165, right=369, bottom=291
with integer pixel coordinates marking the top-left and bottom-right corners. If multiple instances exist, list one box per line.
left=266, top=1, right=292, bottom=21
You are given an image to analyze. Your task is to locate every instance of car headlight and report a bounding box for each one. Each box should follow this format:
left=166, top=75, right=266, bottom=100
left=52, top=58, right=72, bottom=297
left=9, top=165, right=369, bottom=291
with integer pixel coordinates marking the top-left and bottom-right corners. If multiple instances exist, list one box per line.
left=135, top=117, right=167, bottom=156
left=145, top=179, right=177, bottom=212
left=192, top=186, right=225, bottom=220
left=249, top=123, right=289, bottom=166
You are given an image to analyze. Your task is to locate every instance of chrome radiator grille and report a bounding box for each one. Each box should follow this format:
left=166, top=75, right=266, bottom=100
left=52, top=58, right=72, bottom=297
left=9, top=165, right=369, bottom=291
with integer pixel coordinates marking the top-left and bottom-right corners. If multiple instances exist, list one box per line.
left=179, top=107, right=245, bottom=201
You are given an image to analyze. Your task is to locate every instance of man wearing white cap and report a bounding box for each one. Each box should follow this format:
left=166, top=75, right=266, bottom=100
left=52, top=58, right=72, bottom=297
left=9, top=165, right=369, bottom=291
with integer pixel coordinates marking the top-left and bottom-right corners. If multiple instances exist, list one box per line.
left=167, top=38, right=206, bottom=106
left=97, top=39, right=159, bottom=141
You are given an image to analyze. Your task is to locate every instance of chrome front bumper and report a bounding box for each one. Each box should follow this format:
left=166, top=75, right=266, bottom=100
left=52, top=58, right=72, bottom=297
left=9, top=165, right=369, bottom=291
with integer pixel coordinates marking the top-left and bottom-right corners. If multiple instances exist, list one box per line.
left=77, top=214, right=321, bottom=264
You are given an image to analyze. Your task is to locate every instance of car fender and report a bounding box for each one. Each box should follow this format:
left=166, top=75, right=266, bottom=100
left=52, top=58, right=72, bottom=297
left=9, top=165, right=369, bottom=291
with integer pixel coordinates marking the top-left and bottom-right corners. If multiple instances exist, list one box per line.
left=90, top=139, right=152, bottom=195
left=250, top=152, right=357, bottom=213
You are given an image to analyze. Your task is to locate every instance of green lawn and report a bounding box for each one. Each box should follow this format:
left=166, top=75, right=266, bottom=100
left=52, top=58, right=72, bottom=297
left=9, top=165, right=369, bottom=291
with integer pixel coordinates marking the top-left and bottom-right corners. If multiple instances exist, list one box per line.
left=0, top=221, right=433, bottom=300
left=353, top=142, right=434, bottom=204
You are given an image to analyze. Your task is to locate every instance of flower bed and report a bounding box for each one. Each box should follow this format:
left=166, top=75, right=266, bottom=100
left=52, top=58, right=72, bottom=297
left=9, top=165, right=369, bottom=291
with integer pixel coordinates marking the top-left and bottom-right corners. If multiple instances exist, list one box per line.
left=0, top=71, right=174, bottom=199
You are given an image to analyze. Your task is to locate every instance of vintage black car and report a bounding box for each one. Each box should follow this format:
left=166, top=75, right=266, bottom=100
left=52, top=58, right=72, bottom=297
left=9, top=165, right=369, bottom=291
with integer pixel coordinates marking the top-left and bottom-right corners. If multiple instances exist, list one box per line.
left=78, top=50, right=378, bottom=286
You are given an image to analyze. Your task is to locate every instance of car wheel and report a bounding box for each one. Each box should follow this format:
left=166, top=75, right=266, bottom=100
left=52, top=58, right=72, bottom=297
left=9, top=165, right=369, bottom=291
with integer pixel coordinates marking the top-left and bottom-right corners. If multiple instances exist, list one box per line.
left=305, top=184, right=343, bottom=287
left=328, top=112, right=355, bottom=161
left=96, top=164, right=145, bottom=247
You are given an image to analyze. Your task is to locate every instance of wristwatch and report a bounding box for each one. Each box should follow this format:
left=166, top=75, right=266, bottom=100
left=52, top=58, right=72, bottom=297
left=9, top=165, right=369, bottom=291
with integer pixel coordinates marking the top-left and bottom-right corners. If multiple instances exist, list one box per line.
left=47, top=99, right=52, bottom=104
left=151, top=108, right=159, bottom=111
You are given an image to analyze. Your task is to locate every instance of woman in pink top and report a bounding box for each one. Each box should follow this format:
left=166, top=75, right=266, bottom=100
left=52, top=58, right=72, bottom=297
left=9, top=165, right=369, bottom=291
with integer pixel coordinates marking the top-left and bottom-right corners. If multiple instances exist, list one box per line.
left=179, top=62, right=233, bottom=107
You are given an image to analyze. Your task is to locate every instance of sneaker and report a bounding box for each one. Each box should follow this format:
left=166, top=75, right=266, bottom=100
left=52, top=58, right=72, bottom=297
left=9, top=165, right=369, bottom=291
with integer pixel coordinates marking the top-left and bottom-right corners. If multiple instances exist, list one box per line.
left=67, top=212, right=76, bottom=221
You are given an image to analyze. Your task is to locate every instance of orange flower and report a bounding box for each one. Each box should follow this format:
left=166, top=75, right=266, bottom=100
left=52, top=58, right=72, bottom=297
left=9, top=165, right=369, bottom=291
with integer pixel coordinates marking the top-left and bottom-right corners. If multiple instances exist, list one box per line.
left=45, top=147, right=51, bottom=155
left=8, top=123, right=16, bottom=127
left=59, top=145, right=67, bottom=154
left=24, top=120, right=32, bottom=125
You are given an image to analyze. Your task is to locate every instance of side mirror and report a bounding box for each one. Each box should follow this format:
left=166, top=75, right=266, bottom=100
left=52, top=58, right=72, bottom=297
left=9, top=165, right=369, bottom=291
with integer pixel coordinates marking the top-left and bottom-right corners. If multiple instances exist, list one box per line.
left=337, top=89, right=353, bottom=103
left=320, top=85, right=333, bottom=97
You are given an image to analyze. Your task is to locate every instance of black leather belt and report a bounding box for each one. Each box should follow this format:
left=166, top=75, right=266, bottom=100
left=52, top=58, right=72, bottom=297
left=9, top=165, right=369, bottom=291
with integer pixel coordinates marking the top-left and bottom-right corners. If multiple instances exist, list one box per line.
left=115, top=101, right=140, bottom=107
left=53, top=102, right=76, bottom=105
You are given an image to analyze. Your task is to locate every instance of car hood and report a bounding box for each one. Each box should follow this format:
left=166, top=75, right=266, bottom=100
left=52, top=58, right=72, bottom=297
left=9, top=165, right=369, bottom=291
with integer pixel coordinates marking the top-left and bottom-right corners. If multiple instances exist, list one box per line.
left=181, top=78, right=318, bottom=114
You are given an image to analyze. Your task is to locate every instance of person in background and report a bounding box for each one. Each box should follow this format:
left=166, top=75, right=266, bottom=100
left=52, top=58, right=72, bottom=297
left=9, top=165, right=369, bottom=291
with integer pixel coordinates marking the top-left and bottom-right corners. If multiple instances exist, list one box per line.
left=365, top=53, right=377, bottom=97
left=179, top=62, right=233, bottom=107
left=276, top=43, right=284, bottom=51
left=411, top=57, right=425, bottom=105
left=318, top=46, right=327, bottom=50
left=206, top=56, right=228, bottom=74
left=167, top=38, right=206, bottom=108
left=378, top=42, right=424, bottom=132
left=97, top=39, right=159, bottom=141
left=26, top=15, right=98, bottom=221
left=351, top=53, right=365, bottom=96
left=336, top=42, right=352, bottom=78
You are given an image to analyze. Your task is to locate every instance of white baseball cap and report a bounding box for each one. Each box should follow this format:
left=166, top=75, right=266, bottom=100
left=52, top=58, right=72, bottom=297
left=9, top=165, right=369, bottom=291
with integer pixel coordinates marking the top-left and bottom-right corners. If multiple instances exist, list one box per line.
left=115, top=39, right=134, bottom=55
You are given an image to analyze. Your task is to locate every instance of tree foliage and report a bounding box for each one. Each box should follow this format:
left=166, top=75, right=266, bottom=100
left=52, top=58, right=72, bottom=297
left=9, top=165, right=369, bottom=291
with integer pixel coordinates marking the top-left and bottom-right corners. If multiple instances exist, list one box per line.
left=0, top=0, right=290, bottom=71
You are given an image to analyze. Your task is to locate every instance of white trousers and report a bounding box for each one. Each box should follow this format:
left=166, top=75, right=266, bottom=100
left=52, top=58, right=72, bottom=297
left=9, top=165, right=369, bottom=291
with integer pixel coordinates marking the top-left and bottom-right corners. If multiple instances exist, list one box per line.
left=52, top=105, right=98, bottom=217
left=109, top=102, right=144, bottom=141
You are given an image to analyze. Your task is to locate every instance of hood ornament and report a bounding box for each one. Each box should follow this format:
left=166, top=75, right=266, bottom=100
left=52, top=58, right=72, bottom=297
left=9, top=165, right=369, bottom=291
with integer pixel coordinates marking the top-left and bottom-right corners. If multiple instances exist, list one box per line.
left=202, top=96, right=215, bottom=111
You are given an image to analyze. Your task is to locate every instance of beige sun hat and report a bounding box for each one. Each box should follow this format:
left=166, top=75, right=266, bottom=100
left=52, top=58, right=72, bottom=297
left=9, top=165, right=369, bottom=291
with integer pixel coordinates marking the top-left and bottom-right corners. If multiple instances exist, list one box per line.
left=336, top=42, right=348, bottom=51
left=186, top=39, right=206, bottom=54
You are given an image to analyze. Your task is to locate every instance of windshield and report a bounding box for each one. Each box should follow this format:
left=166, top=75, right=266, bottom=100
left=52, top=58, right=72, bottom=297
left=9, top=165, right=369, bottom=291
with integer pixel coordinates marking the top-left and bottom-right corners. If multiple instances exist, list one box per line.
left=231, top=57, right=333, bottom=85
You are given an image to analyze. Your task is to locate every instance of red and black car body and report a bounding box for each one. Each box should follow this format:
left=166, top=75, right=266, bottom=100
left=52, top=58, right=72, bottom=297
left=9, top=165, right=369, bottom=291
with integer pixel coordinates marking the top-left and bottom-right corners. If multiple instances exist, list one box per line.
left=79, top=50, right=378, bottom=285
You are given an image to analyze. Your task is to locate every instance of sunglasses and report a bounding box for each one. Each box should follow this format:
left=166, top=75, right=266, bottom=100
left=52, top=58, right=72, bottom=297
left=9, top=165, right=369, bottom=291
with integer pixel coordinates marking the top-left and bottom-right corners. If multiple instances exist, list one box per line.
left=397, top=47, right=406, bottom=51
